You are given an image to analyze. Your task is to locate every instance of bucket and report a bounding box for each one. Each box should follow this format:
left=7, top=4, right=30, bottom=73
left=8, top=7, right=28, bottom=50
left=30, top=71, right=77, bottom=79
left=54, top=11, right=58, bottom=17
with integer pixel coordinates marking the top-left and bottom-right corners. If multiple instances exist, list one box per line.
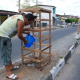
left=24, top=34, right=35, bottom=48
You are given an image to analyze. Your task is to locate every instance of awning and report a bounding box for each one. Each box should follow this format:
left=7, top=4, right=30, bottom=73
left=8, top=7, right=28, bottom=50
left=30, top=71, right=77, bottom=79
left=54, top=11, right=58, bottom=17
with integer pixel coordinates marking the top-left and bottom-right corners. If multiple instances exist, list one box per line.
left=53, top=17, right=60, bottom=19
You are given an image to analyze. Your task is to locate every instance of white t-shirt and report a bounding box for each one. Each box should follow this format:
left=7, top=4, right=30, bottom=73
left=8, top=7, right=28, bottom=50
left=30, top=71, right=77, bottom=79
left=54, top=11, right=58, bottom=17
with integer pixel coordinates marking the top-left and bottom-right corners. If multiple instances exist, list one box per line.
left=0, top=15, right=24, bottom=38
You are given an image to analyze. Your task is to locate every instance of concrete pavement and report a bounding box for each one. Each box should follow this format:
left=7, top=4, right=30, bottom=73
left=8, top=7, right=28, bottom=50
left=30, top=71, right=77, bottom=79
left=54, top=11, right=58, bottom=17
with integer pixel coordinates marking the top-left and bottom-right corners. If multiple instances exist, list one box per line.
left=0, top=32, right=78, bottom=80
left=54, top=41, right=80, bottom=80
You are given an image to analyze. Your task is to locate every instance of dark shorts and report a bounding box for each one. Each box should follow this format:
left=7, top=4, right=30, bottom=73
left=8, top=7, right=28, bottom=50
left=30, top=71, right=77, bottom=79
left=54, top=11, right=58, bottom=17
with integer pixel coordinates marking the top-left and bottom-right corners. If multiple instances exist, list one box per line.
left=0, top=36, right=12, bottom=65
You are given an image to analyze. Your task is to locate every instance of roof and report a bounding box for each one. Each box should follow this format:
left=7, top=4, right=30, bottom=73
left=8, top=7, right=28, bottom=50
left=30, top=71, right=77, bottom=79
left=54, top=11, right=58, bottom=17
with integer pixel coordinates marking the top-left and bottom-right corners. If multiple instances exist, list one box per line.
left=38, top=4, right=56, bottom=8
left=18, top=7, right=51, bottom=13
left=0, top=10, right=19, bottom=15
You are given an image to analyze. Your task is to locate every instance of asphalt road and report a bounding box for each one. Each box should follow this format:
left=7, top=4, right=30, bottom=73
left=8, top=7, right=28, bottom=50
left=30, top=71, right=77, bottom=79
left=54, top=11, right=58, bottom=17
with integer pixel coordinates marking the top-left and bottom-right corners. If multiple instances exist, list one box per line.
left=0, top=26, right=77, bottom=68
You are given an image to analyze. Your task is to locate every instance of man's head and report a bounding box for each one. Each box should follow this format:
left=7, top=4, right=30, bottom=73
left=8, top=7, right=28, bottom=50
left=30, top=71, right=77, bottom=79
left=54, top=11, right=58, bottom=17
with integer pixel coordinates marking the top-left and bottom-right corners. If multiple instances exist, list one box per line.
left=23, top=13, right=37, bottom=26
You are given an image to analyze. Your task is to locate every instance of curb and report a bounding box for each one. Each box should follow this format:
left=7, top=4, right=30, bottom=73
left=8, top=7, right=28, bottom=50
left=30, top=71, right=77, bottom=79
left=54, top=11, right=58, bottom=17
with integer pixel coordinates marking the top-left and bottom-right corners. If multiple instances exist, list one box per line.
left=41, top=40, right=80, bottom=80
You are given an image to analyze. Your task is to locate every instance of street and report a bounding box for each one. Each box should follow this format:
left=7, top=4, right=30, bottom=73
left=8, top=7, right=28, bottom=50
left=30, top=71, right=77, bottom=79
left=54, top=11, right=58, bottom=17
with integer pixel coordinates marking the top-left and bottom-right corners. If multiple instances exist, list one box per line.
left=0, top=26, right=77, bottom=68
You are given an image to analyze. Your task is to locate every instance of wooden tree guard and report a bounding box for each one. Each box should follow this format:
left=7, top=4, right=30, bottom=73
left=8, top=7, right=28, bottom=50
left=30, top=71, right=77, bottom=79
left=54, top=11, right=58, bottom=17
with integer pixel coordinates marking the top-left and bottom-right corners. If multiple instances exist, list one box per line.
left=77, top=19, right=80, bottom=33
left=18, top=8, right=51, bottom=71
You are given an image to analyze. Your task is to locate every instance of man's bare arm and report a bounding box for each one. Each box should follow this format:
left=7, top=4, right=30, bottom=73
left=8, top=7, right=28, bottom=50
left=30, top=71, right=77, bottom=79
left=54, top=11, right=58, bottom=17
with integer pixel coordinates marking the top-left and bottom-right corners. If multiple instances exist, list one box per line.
left=17, top=20, right=27, bottom=44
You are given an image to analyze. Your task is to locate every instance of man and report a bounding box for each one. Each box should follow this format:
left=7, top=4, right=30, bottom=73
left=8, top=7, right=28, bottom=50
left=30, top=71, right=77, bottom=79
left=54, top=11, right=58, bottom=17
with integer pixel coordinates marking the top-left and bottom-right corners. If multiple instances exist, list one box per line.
left=0, top=13, right=37, bottom=79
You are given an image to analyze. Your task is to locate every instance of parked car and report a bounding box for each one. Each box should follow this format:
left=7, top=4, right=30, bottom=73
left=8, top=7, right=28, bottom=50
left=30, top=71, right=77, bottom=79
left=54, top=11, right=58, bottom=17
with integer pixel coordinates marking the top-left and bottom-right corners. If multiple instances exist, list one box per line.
left=59, top=25, right=68, bottom=28
left=73, top=23, right=78, bottom=27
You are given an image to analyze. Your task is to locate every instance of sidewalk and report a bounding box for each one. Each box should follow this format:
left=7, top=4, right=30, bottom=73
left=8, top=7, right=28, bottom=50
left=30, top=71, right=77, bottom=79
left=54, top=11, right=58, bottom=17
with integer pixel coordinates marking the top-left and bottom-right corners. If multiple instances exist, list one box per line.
left=0, top=32, right=77, bottom=80
left=54, top=40, right=80, bottom=80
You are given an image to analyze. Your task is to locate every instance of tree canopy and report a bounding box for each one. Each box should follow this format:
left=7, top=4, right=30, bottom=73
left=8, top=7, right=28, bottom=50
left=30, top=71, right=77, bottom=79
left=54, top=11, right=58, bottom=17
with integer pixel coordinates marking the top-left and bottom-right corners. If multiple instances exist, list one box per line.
left=65, top=18, right=78, bottom=23
left=16, top=0, right=41, bottom=9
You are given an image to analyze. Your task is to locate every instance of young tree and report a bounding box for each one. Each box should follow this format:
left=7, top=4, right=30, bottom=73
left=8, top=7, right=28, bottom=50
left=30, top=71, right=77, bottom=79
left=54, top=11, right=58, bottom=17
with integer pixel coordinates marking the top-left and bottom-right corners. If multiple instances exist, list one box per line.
left=16, top=0, right=41, bottom=9
left=65, top=18, right=78, bottom=23
left=65, top=18, right=72, bottom=23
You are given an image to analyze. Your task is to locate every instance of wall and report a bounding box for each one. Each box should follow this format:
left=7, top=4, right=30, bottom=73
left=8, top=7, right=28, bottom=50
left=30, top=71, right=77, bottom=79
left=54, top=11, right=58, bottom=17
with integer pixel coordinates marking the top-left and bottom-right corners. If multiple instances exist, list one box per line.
left=39, top=6, right=55, bottom=26
left=55, top=19, right=65, bottom=26
left=0, top=15, right=8, bottom=24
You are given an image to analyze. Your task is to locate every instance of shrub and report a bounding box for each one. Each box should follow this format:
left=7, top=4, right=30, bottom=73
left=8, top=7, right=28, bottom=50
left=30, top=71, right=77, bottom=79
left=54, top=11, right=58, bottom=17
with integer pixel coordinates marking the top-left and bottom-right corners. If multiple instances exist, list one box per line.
left=65, top=18, right=78, bottom=23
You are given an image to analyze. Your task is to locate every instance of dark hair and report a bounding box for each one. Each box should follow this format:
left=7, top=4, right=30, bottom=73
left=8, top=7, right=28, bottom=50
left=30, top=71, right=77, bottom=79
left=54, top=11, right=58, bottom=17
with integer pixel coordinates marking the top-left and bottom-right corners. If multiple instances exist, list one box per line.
left=24, top=13, right=37, bottom=21
left=22, top=13, right=26, bottom=16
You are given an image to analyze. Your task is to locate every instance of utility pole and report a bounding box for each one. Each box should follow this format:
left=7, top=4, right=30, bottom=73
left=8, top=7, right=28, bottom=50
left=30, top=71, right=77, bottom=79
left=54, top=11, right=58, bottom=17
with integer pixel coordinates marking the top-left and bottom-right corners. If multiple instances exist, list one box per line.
left=36, top=0, right=38, bottom=27
left=36, top=0, right=37, bottom=5
left=19, top=0, right=20, bottom=9
left=64, top=13, right=65, bottom=21
left=36, top=0, right=38, bottom=6
left=64, top=13, right=65, bottom=25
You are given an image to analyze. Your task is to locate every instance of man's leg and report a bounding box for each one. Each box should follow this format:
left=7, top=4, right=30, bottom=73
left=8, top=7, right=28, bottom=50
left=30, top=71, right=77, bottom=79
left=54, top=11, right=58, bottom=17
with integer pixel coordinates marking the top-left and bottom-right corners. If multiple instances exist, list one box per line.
left=1, top=37, right=18, bottom=79
left=5, top=64, right=12, bottom=77
left=9, top=60, right=19, bottom=70
left=10, top=61, right=14, bottom=70
left=5, top=64, right=19, bottom=79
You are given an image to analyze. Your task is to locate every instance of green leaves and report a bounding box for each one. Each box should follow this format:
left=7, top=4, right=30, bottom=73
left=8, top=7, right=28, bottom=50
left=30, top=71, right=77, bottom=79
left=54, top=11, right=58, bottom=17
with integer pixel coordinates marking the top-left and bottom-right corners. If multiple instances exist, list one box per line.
left=16, top=0, right=42, bottom=9
left=65, top=18, right=78, bottom=23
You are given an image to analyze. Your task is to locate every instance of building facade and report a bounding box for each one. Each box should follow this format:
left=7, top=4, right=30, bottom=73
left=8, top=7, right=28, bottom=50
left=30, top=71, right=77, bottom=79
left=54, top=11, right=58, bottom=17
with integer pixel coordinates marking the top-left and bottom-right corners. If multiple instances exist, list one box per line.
left=38, top=5, right=56, bottom=27
left=0, top=10, right=18, bottom=25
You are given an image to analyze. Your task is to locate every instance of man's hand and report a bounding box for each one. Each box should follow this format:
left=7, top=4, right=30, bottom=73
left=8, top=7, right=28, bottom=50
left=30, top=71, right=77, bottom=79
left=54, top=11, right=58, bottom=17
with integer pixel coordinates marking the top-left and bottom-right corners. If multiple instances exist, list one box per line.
left=24, top=39, right=28, bottom=44
left=26, top=31, right=30, bottom=34
left=23, top=31, right=30, bottom=34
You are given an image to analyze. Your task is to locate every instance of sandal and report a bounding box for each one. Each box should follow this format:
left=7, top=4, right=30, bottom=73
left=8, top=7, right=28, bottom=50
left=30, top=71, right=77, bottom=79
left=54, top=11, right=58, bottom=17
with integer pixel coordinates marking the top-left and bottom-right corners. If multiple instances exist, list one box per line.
left=11, top=66, right=19, bottom=71
left=6, top=74, right=18, bottom=80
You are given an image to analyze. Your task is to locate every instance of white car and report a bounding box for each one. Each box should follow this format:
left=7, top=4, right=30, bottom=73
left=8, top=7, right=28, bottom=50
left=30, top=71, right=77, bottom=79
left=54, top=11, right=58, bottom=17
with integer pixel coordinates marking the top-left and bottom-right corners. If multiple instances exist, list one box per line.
left=59, top=25, right=68, bottom=28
